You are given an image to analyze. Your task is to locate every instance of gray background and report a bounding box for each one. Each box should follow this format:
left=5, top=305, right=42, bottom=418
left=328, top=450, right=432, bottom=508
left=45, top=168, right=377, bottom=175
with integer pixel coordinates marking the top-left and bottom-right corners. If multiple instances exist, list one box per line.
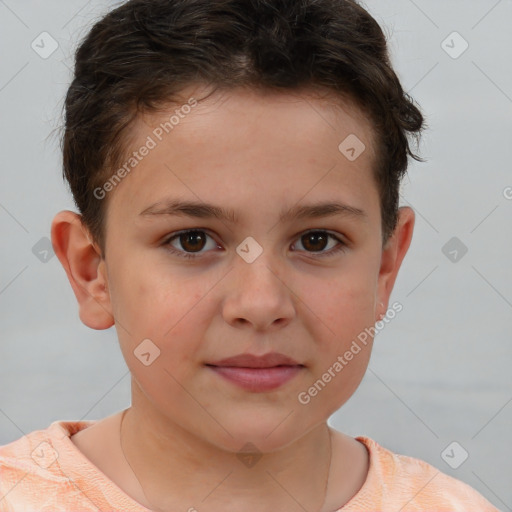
left=1, top=0, right=511, bottom=509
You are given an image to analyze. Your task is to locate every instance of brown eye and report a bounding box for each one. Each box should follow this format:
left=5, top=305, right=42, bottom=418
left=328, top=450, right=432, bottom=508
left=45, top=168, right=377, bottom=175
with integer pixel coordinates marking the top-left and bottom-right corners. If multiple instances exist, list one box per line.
left=293, top=230, right=347, bottom=258
left=301, top=232, right=329, bottom=252
left=178, top=231, right=207, bottom=252
left=163, top=229, right=346, bottom=260
left=164, top=230, right=218, bottom=259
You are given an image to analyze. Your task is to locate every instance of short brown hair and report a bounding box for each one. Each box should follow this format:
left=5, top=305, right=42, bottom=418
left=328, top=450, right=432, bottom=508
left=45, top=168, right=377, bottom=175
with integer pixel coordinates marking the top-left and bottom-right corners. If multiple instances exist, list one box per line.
left=62, top=0, right=425, bottom=257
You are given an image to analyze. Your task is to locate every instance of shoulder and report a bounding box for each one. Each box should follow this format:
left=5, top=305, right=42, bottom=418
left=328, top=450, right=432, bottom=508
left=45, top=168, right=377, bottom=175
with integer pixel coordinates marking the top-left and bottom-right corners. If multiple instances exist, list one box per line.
left=0, top=420, right=98, bottom=511
left=342, top=436, right=500, bottom=511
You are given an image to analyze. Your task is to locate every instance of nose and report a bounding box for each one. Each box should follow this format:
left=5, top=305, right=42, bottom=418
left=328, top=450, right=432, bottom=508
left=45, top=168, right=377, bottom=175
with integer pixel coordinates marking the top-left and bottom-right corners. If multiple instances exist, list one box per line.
left=221, top=249, right=295, bottom=332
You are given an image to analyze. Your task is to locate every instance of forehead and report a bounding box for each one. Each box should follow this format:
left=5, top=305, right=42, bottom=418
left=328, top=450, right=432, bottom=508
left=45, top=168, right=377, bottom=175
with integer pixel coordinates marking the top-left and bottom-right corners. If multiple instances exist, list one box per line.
left=107, top=85, right=379, bottom=222
left=154, top=84, right=377, bottom=155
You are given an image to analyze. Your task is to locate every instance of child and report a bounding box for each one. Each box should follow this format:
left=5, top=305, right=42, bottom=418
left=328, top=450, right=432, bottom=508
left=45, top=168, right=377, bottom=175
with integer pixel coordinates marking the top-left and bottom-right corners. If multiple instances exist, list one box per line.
left=0, top=0, right=500, bottom=510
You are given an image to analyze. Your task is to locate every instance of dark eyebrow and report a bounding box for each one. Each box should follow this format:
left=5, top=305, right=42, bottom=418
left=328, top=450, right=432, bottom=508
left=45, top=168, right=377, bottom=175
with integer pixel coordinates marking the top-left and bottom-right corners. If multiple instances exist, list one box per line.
left=139, top=199, right=366, bottom=223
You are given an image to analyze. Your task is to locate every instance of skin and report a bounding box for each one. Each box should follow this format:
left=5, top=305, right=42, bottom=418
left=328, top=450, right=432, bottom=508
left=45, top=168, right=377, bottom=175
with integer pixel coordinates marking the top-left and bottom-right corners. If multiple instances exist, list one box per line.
left=51, top=84, right=414, bottom=512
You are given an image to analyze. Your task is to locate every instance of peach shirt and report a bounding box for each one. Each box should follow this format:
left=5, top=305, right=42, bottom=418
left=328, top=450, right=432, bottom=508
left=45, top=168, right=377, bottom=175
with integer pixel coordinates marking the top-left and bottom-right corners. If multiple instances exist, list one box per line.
left=0, top=420, right=500, bottom=511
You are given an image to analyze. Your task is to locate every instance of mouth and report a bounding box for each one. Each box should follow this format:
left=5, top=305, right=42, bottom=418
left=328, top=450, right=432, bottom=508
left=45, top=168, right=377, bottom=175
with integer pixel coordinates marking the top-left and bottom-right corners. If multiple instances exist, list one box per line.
left=206, top=351, right=302, bottom=368
left=204, top=351, right=305, bottom=392
left=205, top=365, right=304, bottom=392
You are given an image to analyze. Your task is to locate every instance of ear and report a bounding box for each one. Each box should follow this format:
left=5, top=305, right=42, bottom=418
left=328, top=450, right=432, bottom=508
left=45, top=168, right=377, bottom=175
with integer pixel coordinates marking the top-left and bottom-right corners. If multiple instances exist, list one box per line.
left=375, top=206, right=415, bottom=320
left=51, top=210, right=114, bottom=330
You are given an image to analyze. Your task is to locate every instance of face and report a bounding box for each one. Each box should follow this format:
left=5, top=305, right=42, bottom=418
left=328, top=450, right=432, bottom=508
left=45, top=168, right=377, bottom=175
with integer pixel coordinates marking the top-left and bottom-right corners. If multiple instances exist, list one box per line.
left=61, top=85, right=412, bottom=453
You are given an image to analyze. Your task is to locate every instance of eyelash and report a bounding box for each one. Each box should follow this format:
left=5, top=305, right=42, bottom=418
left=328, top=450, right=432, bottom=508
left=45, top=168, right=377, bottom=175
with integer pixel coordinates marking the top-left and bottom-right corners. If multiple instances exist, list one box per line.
left=162, top=229, right=347, bottom=260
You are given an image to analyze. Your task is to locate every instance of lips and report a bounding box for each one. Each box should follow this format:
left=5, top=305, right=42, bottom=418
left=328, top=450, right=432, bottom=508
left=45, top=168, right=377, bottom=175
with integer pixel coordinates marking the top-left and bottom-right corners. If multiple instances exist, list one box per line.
left=205, top=352, right=304, bottom=392
left=206, top=351, right=302, bottom=369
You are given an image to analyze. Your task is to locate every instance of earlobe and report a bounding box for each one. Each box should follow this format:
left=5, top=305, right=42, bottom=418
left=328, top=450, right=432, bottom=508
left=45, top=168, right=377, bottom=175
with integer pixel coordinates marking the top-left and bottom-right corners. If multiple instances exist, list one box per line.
left=375, top=206, right=415, bottom=318
left=51, top=210, right=114, bottom=330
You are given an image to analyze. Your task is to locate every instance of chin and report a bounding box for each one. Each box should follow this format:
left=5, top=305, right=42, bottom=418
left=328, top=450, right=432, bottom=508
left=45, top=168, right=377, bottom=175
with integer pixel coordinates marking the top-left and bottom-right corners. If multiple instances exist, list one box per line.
left=203, top=416, right=315, bottom=455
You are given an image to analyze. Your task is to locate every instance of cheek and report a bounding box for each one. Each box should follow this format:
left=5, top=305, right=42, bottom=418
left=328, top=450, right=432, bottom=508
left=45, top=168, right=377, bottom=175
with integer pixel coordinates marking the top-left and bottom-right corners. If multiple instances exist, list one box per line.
left=107, top=260, right=209, bottom=382
left=313, top=287, right=375, bottom=388
left=297, top=256, right=378, bottom=399
left=109, top=255, right=205, bottom=333
left=309, top=269, right=377, bottom=341
left=114, top=276, right=208, bottom=403
left=299, top=288, right=375, bottom=417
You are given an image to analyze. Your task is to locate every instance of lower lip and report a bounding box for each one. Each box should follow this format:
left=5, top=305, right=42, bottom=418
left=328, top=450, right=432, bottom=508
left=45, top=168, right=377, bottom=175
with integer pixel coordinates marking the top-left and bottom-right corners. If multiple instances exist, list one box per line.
left=206, top=365, right=303, bottom=392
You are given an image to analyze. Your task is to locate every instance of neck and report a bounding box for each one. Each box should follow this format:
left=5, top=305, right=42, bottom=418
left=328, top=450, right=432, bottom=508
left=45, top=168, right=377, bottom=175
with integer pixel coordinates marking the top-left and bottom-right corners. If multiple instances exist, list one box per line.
left=119, top=406, right=333, bottom=512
